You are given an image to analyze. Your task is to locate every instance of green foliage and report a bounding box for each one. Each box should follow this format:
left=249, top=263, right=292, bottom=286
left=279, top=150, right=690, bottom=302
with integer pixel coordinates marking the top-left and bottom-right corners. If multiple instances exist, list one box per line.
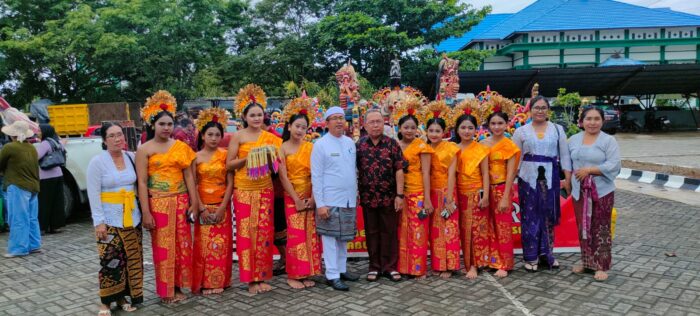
left=554, top=88, right=582, bottom=108
left=1, top=0, right=489, bottom=108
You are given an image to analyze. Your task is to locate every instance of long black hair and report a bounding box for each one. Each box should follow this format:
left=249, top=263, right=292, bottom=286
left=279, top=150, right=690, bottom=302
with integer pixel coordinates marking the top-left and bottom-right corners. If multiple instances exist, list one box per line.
left=146, top=110, right=175, bottom=141
left=241, top=103, right=264, bottom=128
left=451, top=114, right=479, bottom=143
left=39, top=123, right=59, bottom=142
left=397, top=115, right=419, bottom=140
left=197, top=121, right=224, bottom=150
left=425, top=118, right=446, bottom=144
left=100, top=122, right=123, bottom=150
left=282, top=114, right=309, bottom=142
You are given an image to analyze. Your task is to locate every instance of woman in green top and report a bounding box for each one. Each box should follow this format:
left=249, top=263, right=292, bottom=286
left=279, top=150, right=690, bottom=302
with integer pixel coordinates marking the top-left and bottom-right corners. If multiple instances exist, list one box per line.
left=0, top=121, right=41, bottom=258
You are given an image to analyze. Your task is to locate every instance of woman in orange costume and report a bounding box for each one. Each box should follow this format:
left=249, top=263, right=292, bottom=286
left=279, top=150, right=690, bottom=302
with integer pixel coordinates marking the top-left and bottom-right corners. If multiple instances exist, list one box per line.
left=226, top=84, right=282, bottom=294
left=192, top=108, right=234, bottom=296
left=395, top=97, right=434, bottom=279
left=424, top=101, right=461, bottom=279
left=277, top=95, right=322, bottom=289
left=482, top=107, right=521, bottom=278
left=136, top=91, right=198, bottom=303
left=451, top=100, right=491, bottom=279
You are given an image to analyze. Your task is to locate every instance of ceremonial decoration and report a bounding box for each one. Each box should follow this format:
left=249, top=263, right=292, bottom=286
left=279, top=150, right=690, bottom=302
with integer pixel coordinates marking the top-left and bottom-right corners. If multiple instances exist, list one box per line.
left=0, top=96, right=40, bottom=133
left=391, top=95, right=424, bottom=125
left=140, top=90, right=176, bottom=125
left=195, top=107, right=228, bottom=132
left=234, top=84, right=267, bottom=118
left=422, top=100, right=453, bottom=128
left=335, top=61, right=361, bottom=110
left=281, top=91, right=316, bottom=125
left=437, top=54, right=460, bottom=102
left=450, top=98, right=482, bottom=126
left=245, top=145, right=280, bottom=180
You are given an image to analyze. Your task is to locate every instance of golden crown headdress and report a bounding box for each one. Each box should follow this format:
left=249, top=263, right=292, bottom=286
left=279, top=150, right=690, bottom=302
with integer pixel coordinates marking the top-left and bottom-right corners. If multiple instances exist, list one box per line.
left=195, top=107, right=229, bottom=132
left=391, top=95, right=424, bottom=125
left=483, top=94, right=518, bottom=121
left=451, top=98, right=484, bottom=127
left=282, top=92, right=316, bottom=125
left=235, top=84, right=267, bottom=118
left=422, top=100, right=453, bottom=128
left=141, top=90, right=176, bottom=125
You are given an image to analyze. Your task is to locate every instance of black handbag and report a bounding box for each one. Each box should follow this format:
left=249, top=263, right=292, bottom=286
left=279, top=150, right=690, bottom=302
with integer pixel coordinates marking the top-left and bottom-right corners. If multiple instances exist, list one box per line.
left=39, top=138, right=66, bottom=170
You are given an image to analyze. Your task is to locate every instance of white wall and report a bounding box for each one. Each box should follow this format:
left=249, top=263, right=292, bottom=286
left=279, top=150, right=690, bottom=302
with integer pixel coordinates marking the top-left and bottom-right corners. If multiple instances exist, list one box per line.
left=629, top=46, right=660, bottom=61
left=564, top=48, right=596, bottom=63
left=528, top=32, right=560, bottom=43
left=665, top=45, right=697, bottom=61
left=665, top=27, right=697, bottom=39
left=599, top=29, right=625, bottom=41
left=563, top=30, right=595, bottom=42
left=629, top=28, right=661, bottom=40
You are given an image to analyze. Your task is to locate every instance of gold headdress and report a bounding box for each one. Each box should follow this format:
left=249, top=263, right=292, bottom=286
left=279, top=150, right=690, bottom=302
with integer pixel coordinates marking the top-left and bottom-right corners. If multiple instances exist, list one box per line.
left=483, top=94, right=517, bottom=121
left=391, top=95, right=424, bottom=125
left=422, top=100, right=453, bottom=128
left=141, top=90, right=176, bottom=125
left=195, top=107, right=229, bottom=132
left=281, top=93, right=315, bottom=125
left=235, top=84, right=267, bottom=118
left=451, top=98, right=483, bottom=127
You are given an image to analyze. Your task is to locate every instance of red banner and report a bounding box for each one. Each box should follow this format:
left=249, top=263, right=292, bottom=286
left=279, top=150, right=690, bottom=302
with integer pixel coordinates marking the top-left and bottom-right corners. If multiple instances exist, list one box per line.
left=347, top=183, right=579, bottom=256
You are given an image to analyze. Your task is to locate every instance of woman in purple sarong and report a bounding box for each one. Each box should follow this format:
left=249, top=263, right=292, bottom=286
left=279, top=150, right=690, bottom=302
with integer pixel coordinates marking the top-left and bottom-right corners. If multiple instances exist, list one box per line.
left=512, top=96, right=571, bottom=272
left=568, top=107, right=620, bottom=281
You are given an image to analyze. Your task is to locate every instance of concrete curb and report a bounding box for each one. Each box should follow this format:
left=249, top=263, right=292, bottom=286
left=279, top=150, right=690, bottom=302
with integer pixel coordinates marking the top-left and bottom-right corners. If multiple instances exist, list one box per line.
left=618, top=168, right=700, bottom=192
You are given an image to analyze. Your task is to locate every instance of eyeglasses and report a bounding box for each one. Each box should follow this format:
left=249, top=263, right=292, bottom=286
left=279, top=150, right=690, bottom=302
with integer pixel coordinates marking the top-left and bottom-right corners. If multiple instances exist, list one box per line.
left=106, top=132, right=124, bottom=139
left=531, top=106, right=549, bottom=112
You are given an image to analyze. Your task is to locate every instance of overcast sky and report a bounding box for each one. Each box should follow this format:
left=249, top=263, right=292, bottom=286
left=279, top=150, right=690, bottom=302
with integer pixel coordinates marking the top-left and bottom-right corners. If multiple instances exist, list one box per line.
left=467, top=0, right=700, bottom=16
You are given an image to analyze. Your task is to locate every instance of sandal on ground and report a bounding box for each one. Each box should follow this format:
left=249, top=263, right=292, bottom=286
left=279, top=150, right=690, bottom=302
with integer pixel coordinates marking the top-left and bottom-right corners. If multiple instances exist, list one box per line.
left=384, top=271, right=401, bottom=282
left=98, top=309, right=111, bottom=316
left=120, top=303, right=137, bottom=312
left=366, top=271, right=379, bottom=282
left=551, top=260, right=560, bottom=269
left=524, top=262, right=538, bottom=273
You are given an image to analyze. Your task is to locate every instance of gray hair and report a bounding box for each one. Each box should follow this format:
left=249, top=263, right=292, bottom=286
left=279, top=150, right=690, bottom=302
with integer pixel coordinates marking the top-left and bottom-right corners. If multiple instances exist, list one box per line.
left=363, top=108, right=383, bottom=122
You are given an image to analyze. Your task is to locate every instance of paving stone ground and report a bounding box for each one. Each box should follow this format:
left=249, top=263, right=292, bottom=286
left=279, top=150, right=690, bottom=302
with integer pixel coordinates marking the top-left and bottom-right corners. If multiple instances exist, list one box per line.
left=1, top=189, right=699, bottom=316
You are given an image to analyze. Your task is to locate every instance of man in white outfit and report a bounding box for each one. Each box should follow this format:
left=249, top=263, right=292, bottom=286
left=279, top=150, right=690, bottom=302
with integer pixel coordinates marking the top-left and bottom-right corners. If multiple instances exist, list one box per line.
left=311, top=106, right=359, bottom=291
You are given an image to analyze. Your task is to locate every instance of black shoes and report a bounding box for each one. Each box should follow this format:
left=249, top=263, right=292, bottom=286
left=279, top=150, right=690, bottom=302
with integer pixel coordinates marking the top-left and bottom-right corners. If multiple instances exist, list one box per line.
left=340, top=272, right=360, bottom=282
left=326, top=278, right=349, bottom=291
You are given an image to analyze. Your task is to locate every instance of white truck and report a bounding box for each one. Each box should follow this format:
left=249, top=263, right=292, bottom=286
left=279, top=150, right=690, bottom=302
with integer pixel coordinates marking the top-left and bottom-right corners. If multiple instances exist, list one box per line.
left=59, top=137, right=103, bottom=218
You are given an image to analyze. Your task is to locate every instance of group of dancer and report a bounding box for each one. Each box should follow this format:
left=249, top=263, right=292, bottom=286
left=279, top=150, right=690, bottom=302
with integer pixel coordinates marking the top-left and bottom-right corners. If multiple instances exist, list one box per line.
left=87, top=84, right=620, bottom=315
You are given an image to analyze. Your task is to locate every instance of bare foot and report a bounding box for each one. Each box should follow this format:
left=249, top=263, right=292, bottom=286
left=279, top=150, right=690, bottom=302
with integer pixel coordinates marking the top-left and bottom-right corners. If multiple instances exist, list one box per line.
left=466, top=267, right=478, bottom=280
left=287, top=278, right=305, bottom=289
left=302, top=279, right=316, bottom=288
left=572, top=265, right=584, bottom=274
left=594, top=270, right=608, bottom=281
left=439, top=271, right=452, bottom=279
left=415, top=274, right=428, bottom=280
left=258, top=282, right=273, bottom=293
left=173, top=291, right=187, bottom=302
left=203, top=288, right=223, bottom=295
left=494, top=269, right=508, bottom=278
left=248, top=282, right=261, bottom=294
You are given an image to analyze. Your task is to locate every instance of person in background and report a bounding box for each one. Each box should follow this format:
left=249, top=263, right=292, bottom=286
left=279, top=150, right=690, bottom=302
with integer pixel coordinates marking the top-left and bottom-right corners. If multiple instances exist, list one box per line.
left=36, top=123, right=66, bottom=234
left=173, top=118, right=197, bottom=151
left=569, top=107, right=621, bottom=282
left=87, top=122, right=143, bottom=315
left=0, top=121, right=41, bottom=258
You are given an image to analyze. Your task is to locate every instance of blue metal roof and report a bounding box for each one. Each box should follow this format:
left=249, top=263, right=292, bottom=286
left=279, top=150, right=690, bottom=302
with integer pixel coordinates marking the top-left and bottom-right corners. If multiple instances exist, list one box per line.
left=436, top=0, right=700, bottom=51
left=435, top=14, right=512, bottom=52
left=518, top=0, right=700, bottom=33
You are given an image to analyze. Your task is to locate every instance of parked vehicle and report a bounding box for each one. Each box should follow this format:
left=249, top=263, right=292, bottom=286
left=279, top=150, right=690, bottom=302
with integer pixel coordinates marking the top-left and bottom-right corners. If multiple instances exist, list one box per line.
left=644, top=110, right=671, bottom=132
left=620, top=112, right=642, bottom=133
